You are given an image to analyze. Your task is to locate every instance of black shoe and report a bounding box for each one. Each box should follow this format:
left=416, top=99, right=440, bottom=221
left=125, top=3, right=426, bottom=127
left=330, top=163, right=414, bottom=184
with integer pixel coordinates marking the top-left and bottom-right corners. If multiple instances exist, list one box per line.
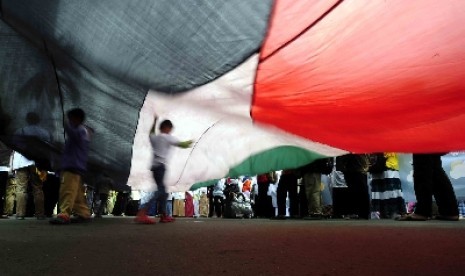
left=16, top=216, right=25, bottom=220
left=0, top=214, right=8, bottom=219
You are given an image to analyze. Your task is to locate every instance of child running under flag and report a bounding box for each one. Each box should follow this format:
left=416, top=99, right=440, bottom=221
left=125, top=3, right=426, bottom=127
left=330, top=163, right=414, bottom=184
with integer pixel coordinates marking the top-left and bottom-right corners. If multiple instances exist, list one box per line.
left=135, top=118, right=193, bottom=224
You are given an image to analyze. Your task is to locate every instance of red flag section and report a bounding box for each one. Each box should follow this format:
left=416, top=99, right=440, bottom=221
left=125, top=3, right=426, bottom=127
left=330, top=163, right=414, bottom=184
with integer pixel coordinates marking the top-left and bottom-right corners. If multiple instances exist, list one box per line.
left=254, top=0, right=465, bottom=153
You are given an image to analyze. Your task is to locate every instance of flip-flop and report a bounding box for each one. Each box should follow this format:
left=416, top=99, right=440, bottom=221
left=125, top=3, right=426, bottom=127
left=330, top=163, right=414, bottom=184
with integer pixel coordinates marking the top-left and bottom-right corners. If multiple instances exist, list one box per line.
left=395, top=213, right=428, bottom=221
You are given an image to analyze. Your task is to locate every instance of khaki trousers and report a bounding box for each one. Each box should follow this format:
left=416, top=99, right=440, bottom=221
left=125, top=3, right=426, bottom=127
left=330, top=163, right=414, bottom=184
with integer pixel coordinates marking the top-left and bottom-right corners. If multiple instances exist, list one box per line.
left=303, top=172, right=322, bottom=215
left=173, top=199, right=185, bottom=216
left=4, top=177, right=17, bottom=215
left=58, top=171, right=90, bottom=218
left=199, top=198, right=209, bottom=217
left=15, top=166, right=44, bottom=217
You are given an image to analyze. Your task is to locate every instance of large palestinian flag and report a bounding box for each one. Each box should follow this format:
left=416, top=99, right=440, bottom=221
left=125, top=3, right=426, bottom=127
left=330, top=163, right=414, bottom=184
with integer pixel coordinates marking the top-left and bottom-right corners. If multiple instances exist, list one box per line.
left=1, top=1, right=464, bottom=191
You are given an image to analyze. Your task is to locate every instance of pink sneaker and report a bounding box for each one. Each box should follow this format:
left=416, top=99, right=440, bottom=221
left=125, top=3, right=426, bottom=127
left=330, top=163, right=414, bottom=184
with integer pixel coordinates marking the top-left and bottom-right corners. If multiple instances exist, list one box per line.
left=159, top=215, right=175, bottom=223
left=134, top=209, right=156, bottom=224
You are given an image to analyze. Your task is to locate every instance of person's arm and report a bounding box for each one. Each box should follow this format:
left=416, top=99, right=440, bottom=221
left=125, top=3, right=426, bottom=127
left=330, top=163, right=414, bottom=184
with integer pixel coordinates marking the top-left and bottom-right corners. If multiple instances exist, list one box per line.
left=177, top=140, right=193, bottom=148
left=150, top=117, right=157, bottom=134
left=8, top=151, right=14, bottom=175
left=64, top=121, right=83, bottom=141
left=167, top=133, right=193, bottom=148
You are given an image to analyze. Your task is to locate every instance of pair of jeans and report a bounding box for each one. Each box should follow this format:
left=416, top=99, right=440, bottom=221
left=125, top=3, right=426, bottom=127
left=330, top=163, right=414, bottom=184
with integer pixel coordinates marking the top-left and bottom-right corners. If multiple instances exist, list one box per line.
left=166, top=200, right=173, bottom=217
left=142, top=164, right=167, bottom=215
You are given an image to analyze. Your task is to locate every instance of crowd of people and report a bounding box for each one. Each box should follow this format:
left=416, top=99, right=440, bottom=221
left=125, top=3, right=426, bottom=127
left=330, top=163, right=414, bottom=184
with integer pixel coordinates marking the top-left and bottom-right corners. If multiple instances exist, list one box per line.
left=1, top=110, right=462, bottom=224
left=4, top=151, right=461, bottom=223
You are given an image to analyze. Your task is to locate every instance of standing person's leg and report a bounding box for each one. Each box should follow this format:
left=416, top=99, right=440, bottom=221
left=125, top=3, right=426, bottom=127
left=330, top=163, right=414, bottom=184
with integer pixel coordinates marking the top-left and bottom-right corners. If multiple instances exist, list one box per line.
left=97, top=193, right=109, bottom=217
left=106, top=191, right=116, bottom=215
left=354, top=172, right=370, bottom=219
left=152, top=191, right=159, bottom=216
left=299, top=183, right=308, bottom=217
left=29, top=166, right=45, bottom=219
left=135, top=166, right=165, bottom=224
left=0, top=172, right=7, bottom=214
left=135, top=191, right=157, bottom=224
left=385, top=170, right=406, bottom=218
left=156, top=185, right=167, bottom=216
left=42, top=174, right=52, bottom=216
left=344, top=172, right=369, bottom=219
left=166, top=200, right=173, bottom=217
left=343, top=172, right=357, bottom=217
left=265, top=183, right=275, bottom=218
left=153, top=165, right=173, bottom=222
left=431, top=154, right=459, bottom=219
left=370, top=173, right=384, bottom=218
left=288, top=176, right=299, bottom=217
left=208, top=191, right=214, bottom=217
left=412, top=154, right=434, bottom=218
left=193, top=198, right=199, bottom=218
left=305, top=173, right=322, bottom=216
left=174, top=199, right=180, bottom=216
left=276, top=180, right=287, bottom=217
left=4, top=177, right=16, bottom=216
left=47, top=174, right=60, bottom=216
left=213, top=196, right=221, bottom=217
left=0, top=171, right=8, bottom=218
left=14, top=168, right=29, bottom=219
left=256, top=182, right=267, bottom=217
left=200, top=198, right=208, bottom=217
left=112, top=192, right=123, bottom=216
left=50, top=171, right=84, bottom=224
left=218, top=197, right=224, bottom=217
left=72, top=177, right=92, bottom=220
left=179, top=198, right=186, bottom=217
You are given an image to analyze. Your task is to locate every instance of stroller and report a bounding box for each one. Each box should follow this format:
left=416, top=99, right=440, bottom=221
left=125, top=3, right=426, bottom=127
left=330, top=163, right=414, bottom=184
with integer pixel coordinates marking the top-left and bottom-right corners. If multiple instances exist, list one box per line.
left=223, top=192, right=253, bottom=219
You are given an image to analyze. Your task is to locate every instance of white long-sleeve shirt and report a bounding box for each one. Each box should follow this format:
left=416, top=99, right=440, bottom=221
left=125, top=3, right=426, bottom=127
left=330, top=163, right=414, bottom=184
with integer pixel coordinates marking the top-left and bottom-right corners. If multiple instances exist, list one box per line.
left=12, top=151, right=34, bottom=170
left=150, top=133, right=180, bottom=166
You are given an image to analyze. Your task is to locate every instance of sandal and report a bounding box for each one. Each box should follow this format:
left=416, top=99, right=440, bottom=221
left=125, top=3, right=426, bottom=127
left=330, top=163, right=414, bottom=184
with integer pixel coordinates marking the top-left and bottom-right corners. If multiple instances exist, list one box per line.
left=395, top=213, right=428, bottom=221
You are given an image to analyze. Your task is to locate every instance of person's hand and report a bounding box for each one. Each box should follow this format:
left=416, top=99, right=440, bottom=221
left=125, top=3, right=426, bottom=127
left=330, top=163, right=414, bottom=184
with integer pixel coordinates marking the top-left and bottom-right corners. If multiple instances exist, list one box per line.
left=178, top=140, right=194, bottom=148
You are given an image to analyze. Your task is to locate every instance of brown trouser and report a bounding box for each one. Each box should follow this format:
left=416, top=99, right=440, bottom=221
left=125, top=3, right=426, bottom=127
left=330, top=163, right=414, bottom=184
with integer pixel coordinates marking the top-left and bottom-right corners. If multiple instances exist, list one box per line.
left=303, top=172, right=322, bottom=215
left=4, top=177, right=17, bottom=215
left=58, top=171, right=90, bottom=218
left=15, top=166, right=44, bottom=217
left=173, top=199, right=185, bottom=216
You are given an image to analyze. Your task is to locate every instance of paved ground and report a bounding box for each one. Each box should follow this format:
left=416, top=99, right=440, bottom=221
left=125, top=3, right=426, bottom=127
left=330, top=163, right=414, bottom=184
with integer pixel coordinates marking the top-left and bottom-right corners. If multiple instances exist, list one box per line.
left=1, top=216, right=464, bottom=276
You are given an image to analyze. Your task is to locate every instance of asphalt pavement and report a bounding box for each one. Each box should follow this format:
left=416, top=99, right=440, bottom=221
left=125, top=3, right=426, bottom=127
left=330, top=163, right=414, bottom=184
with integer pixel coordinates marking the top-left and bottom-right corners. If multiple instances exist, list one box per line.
left=1, top=216, right=464, bottom=276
